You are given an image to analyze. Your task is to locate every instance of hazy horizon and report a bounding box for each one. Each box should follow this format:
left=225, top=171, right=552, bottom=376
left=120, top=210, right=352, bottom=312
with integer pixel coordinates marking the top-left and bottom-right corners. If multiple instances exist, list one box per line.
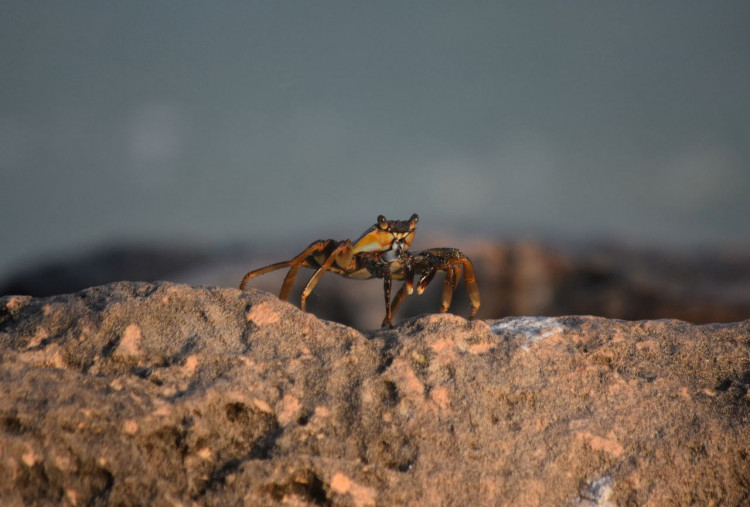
left=2, top=2, right=749, bottom=277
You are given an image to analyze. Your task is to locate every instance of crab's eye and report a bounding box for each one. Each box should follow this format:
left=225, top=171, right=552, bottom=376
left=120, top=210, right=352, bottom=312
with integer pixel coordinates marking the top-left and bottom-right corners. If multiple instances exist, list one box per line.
left=409, top=213, right=419, bottom=227
left=377, top=215, right=388, bottom=230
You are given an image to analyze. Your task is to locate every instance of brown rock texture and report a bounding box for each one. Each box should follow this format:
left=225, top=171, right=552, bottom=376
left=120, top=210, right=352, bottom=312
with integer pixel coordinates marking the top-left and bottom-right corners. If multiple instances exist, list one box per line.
left=1, top=282, right=749, bottom=505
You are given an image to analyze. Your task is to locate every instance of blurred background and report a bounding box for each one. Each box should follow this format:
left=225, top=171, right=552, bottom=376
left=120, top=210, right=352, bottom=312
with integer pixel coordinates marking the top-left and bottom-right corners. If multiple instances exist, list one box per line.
left=2, top=2, right=749, bottom=327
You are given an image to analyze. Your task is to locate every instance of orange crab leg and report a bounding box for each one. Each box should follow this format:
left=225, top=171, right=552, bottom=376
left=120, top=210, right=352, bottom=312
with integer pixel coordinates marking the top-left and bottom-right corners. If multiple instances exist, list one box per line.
left=278, top=239, right=338, bottom=299
left=432, top=256, right=479, bottom=317
left=438, top=265, right=457, bottom=312
left=389, top=282, right=410, bottom=319
left=239, top=260, right=292, bottom=291
left=300, top=240, right=353, bottom=312
left=457, top=257, right=481, bottom=318
left=239, top=239, right=336, bottom=299
left=278, top=264, right=300, bottom=301
left=388, top=250, right=481, bottom=321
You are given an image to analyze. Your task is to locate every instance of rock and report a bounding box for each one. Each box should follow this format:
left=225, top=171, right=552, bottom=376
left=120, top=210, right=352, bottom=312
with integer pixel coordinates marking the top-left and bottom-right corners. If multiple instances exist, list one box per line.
left=0, top=282, right=748, bottom=505
left=0, top=243, right=218, bottom=298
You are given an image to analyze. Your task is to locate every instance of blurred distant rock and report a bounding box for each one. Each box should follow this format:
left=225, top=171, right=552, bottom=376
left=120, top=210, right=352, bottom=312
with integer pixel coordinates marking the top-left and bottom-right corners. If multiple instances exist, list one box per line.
left=462, top=240, right=750, bottom=324
left=0, top=282, right=748, bottom=505
left=1, top=239, right=748, bottom=327
left=0, top=244, right=216, bottom=298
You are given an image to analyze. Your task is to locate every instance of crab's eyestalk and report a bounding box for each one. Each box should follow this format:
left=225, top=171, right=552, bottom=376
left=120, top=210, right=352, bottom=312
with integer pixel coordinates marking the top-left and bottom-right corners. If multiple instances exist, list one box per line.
left=401, top=213, right=419, bottom=250
left=377, top=215, right=388, bottom=230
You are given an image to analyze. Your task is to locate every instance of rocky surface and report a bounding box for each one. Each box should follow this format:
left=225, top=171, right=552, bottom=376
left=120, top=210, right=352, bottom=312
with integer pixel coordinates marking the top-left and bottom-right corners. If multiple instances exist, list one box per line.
left=1, top=282, right=748, bottom=505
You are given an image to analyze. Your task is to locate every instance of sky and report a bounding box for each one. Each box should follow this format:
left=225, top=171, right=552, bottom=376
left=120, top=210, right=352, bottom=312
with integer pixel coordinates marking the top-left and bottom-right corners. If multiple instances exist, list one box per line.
left=1, top=1, right=749, bottom=275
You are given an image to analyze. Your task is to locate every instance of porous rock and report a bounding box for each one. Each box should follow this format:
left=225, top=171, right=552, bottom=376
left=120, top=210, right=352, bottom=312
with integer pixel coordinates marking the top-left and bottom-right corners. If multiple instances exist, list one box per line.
left=0, top=282, right=748, bottom=505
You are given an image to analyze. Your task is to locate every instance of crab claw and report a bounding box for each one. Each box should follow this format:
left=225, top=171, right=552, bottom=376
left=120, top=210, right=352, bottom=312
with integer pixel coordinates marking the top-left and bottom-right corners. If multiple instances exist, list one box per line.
left=406, top=278, right=415, bottom=295
left=402, top=258, right=416, bottom=295
left=417, top=275, right=430, bottom=295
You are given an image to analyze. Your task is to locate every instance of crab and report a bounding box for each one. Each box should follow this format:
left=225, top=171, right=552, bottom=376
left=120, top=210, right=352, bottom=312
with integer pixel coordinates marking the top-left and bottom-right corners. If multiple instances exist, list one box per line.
left=240, top=214, right=419, bottom=325
left=239, top=214, right=480, bottom=327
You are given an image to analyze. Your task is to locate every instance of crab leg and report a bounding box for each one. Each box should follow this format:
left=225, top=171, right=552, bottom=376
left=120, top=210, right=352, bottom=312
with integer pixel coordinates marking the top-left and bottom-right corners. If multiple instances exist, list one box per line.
left=432, top=254, right=479, bottom=317
left=279, top=239, right=338, bottom=299
left=390, top=264, right=456, bottom=316
left=381, top=270, right=394, bottom=328
left=239, top=240, right=336, bottom=299
left=389, top=282, right=410, bottom=319
left=240, top=260, right=292, bottom=291
left=388, top=249, right=481, bottom=320
left=438, top=265, right=458, bottom=312
left=300, top=240, right=353, bottom=312
left=455, top=256, right=480, bottom=318
left=278, top=264, right=301, bottom=301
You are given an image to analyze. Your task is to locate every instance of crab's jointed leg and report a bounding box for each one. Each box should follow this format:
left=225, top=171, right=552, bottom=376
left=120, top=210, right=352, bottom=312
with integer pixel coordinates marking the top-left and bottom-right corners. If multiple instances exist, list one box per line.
left=381, top=270, right=393, bottom=328
left=388, top=282, right=410, bottom=323
left=300, top=240, right=354, bottom=312
left=438, top=264, right=459, bottom=312
left=239, top=239, right=337, bottom=299
left=388, top=248, right=481, bottom=321
left=460, top=256, right=481, bottom=318
left=434, top=249, right=480, bottom=318
left=278, top=239, right=343, bottom=300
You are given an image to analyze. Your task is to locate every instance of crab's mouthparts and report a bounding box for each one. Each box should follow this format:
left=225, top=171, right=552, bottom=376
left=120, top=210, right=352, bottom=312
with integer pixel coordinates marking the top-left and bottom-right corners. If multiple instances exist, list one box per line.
left=382, top=240, right=406, bottom=261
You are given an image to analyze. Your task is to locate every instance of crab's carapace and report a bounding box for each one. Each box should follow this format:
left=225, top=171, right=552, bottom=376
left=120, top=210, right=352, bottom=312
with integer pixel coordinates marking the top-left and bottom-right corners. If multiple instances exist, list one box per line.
left=351, top=213, right=418, bottom=257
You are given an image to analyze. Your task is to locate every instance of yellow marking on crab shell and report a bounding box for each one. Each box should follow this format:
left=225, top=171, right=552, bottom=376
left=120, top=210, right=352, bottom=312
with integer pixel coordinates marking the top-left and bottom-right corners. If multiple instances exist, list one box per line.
left=351, top=227, right=396, bottom=253
left=401, top=231, right=416, bottom=249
